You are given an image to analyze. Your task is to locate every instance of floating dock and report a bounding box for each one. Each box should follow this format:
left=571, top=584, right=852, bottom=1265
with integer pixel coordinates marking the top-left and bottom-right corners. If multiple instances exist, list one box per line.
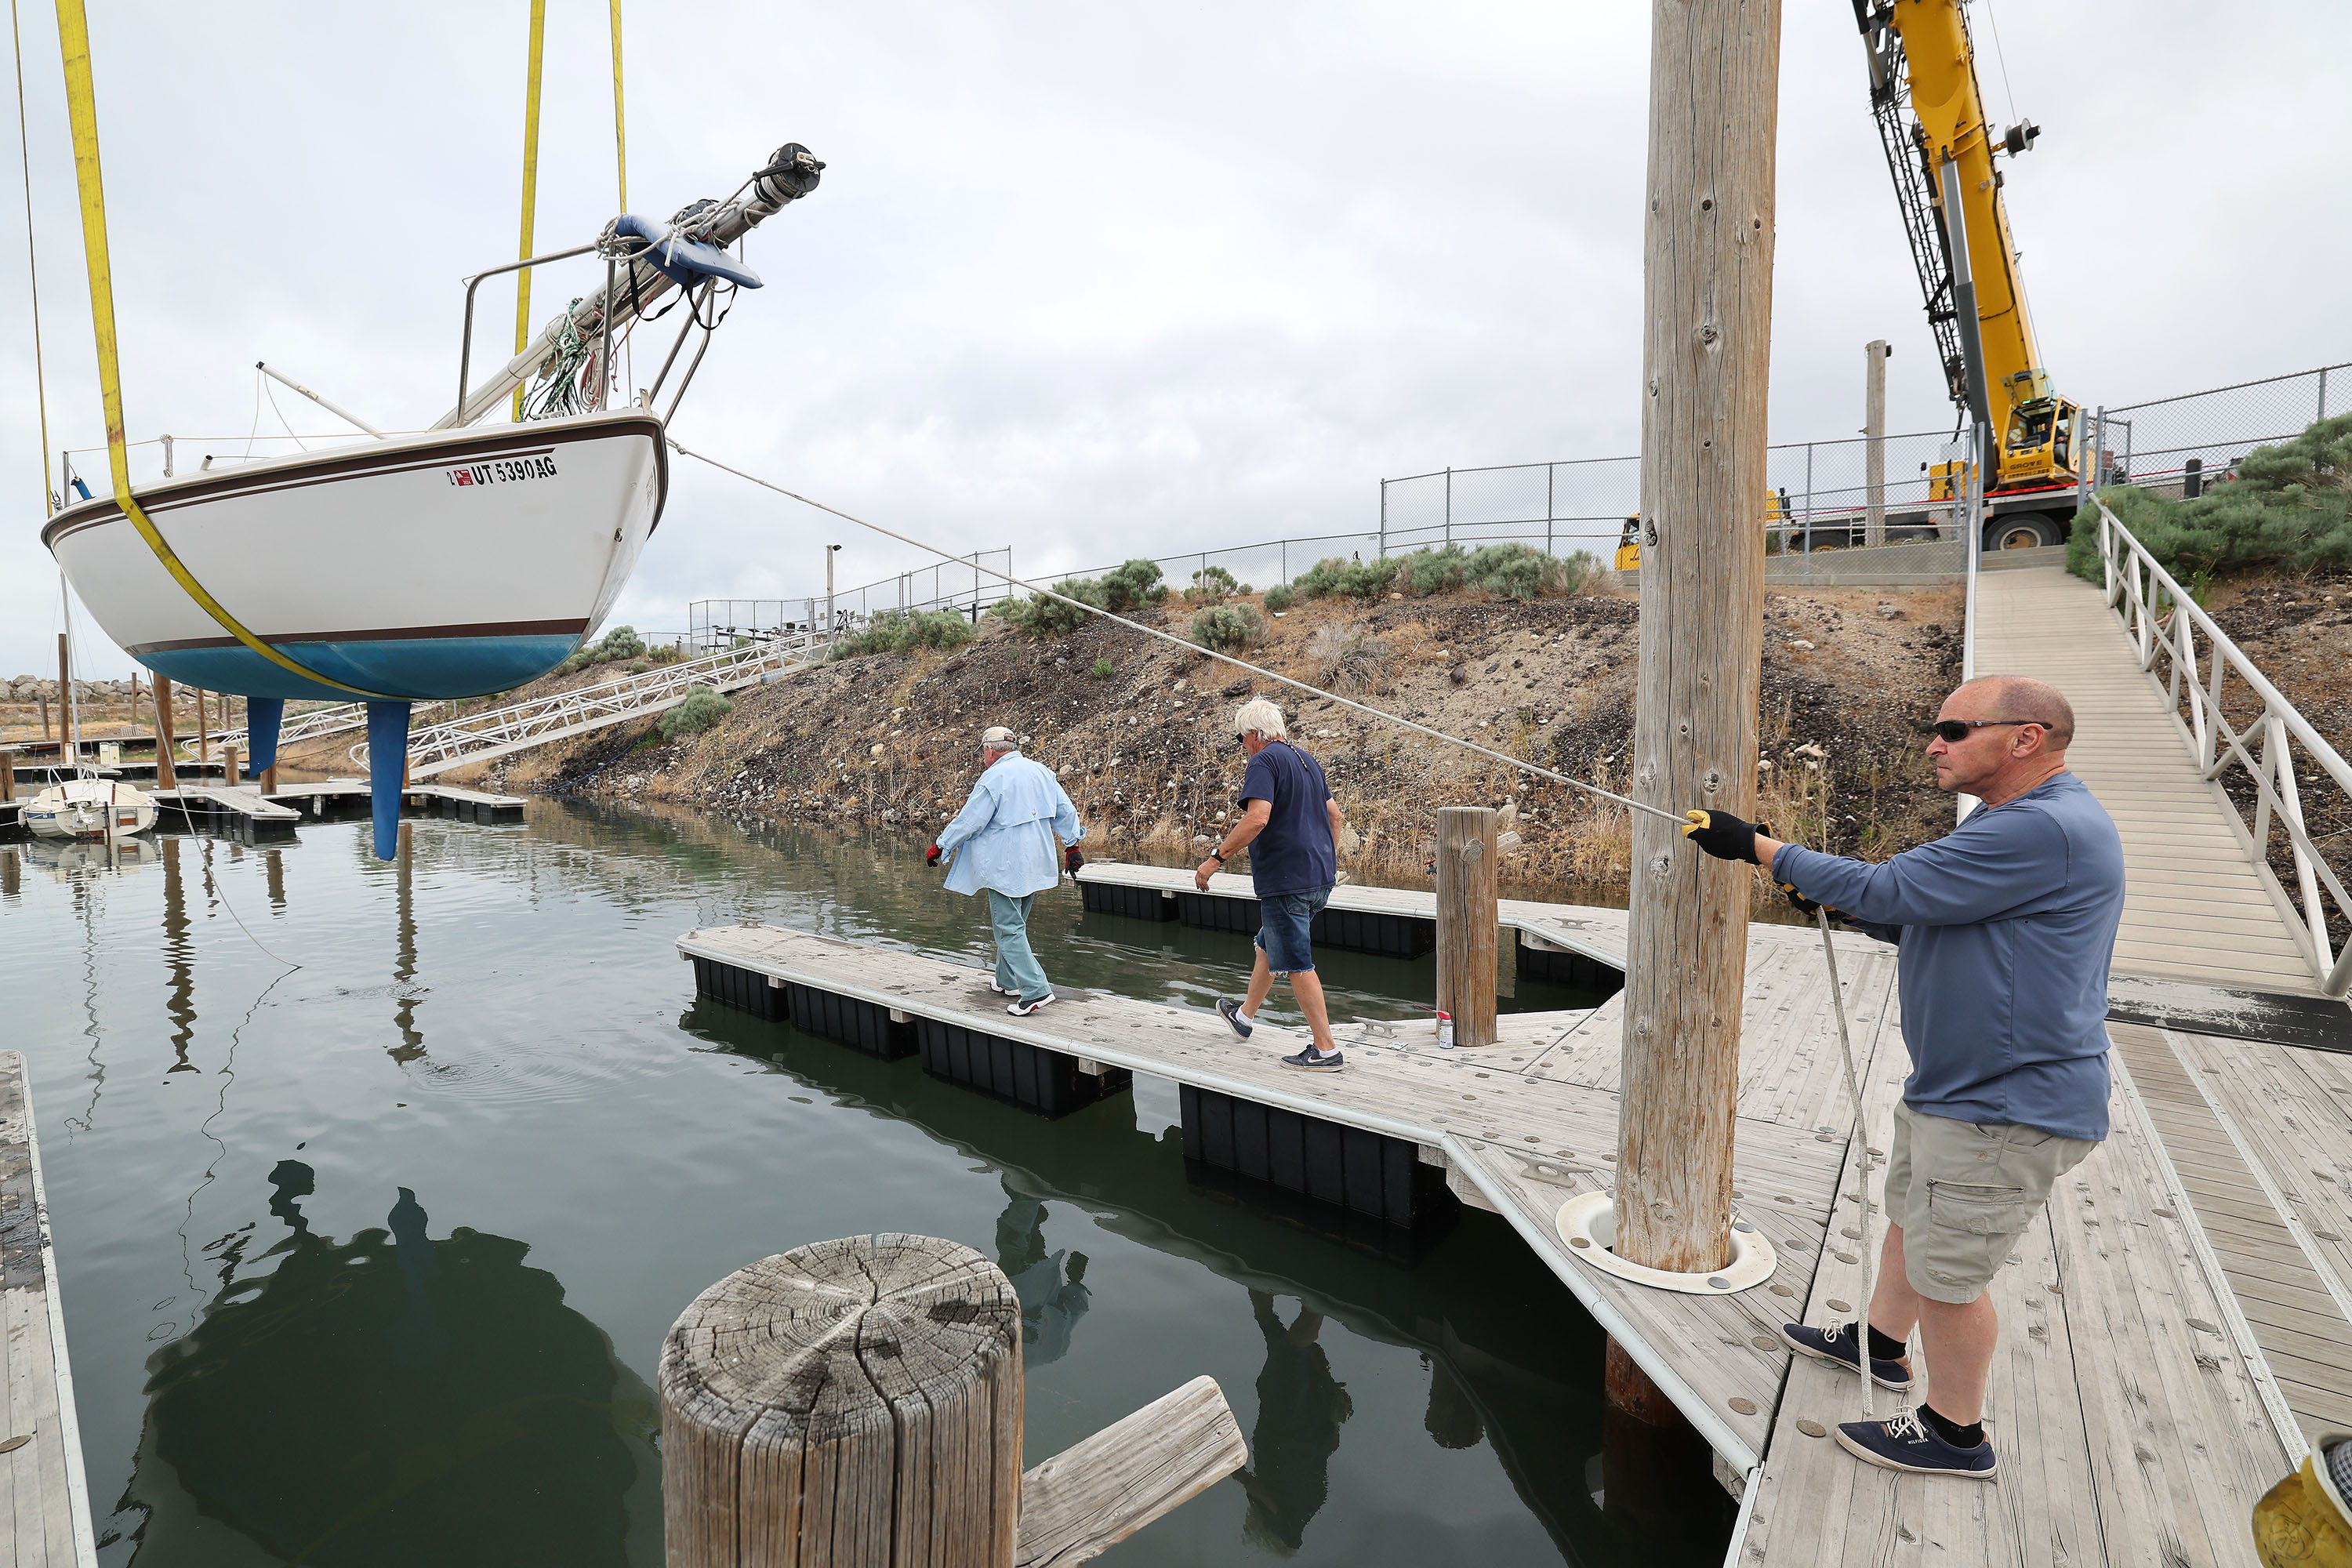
left=0, top=1052, right=98, bottom=1568
left=681, top=862, right=2352, bottom=1566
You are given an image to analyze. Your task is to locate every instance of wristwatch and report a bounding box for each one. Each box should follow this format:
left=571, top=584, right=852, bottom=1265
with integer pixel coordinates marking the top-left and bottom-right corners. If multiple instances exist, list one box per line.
left=1209, top=851, right=1227, bottom=863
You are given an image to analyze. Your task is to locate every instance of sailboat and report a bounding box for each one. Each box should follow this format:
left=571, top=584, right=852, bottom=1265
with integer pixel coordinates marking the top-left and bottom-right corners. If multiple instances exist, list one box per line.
left=42, top=138, right=823, bottom=858
left=20, top=775, right=156, bottom=842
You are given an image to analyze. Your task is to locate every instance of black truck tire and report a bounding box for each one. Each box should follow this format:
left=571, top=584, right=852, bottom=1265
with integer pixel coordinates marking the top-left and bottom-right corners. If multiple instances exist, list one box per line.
left=1983, top=513, right=2065, bottom=551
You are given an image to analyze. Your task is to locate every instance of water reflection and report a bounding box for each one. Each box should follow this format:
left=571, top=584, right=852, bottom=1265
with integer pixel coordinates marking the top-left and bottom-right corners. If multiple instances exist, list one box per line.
left=1234, top=1290, right=1352, bottom=1556
left=390, top=825, right=423, bottom=1064
left=995, top=1179, right=1093, bottom=1366
left=125, top=1173, right=659, bottom=1566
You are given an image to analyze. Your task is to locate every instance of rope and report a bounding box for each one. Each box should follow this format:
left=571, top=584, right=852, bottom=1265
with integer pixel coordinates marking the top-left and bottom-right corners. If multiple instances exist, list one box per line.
left=512, top=0, right=546, bottom=423
left=1813, top=906, right=1878, bottom=1421
left=666, top=441, right=1685, bottom=826
left=9, top=0, right=52, bottom=514
left=51, top=0, right=394, bottom=701
left=608, top=0, right=626, bottom=211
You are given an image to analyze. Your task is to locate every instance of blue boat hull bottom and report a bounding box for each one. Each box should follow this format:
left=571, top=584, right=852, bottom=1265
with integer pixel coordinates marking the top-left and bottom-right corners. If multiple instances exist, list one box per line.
left=140, top=633, right=584, bottom=705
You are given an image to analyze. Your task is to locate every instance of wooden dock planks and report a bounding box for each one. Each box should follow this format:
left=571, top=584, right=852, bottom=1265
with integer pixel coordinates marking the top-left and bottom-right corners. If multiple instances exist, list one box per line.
left=677, top=918, right=1875, bottom=1469
left=0, top=1053, right=97, bottom=1568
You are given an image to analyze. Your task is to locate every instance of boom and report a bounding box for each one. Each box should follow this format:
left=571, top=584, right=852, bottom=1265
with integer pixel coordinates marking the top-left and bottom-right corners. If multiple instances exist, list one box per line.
left=1854, top=0, right=2078, bottom=499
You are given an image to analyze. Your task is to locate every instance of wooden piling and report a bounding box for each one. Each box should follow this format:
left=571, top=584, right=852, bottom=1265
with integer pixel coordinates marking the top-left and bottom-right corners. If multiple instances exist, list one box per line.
left=0, top=749, right=14, bottom=803
left=1435, top=805, right=1500, bottom=1048
left=151, top=673, right=178, bottom=789
left=56, top=633, right=74, bottom=763
left=195, top=687, right=209, bottom=765
left=223, top=746, right=241, bottom=788
left=1616, top=0, right=1780, bottom=1279
left=660, top=1232, right=1243, bottom=1568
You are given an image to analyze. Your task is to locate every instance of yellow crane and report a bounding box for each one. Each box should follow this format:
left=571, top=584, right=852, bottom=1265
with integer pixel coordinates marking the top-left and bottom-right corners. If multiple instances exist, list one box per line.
left=1857, top=0, right=2085, bottom=550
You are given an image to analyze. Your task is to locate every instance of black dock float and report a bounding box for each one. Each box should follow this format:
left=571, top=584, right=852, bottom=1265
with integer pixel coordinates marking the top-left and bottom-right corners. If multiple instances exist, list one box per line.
left=1172, top=887, right=1437, bottom=960
left=1514, top=932, right=1625, bottom=995
left=1178, top=1082, right=1454, bottom=1240
left=916, top=1018, right=1129, bottom=1116
left=692, top=955, right=788, bottom=1021
left=786, top=982, right=916, bottom=1059
left=1079, top=880, right=1180, bottom=921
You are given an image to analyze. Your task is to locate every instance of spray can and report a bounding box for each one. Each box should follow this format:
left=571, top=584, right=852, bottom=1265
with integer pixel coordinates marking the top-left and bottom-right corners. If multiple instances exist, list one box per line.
left=1436, top=1010, right=1455, bottom=1051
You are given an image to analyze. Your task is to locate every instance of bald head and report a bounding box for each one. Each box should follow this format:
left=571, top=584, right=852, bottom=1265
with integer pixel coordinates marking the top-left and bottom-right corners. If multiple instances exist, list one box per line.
left=1953, top=675, right=2074, bottom=750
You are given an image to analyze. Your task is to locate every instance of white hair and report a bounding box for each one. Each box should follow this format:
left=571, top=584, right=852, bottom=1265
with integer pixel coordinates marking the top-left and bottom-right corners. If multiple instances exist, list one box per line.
left=1232, top=697, right=1288, bottom=740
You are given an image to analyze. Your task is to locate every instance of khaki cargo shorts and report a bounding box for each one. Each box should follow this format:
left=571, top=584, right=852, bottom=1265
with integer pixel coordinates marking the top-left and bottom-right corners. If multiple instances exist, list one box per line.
left=1886, top=1101, right=2098, bottom=1305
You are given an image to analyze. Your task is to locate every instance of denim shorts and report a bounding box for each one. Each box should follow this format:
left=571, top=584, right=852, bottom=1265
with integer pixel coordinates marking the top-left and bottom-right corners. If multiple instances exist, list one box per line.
left=1254, top=885, right=1331, bottom=974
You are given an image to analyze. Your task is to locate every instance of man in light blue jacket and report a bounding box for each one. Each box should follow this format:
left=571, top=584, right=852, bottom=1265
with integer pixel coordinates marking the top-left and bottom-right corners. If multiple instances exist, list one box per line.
left=930, top=725, right=1085, bottom=1017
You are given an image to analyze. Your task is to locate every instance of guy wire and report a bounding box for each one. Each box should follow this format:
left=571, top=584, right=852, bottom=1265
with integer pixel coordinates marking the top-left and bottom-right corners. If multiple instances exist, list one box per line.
left=668, top=441, right=1688, bottom=829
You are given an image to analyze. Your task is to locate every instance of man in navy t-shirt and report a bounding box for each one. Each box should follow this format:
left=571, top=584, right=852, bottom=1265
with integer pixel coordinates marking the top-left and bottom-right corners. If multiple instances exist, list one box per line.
left=1196, top=698, right=1350, bottom=1069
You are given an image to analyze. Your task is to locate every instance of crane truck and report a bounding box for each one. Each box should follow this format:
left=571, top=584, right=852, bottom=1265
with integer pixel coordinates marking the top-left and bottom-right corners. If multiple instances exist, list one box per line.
left=1846, top=0, right=2088, bottom=553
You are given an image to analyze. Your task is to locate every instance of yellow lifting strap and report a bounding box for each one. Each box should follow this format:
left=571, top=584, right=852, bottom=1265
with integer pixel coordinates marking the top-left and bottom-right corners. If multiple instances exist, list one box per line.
left=609, top=0, right=626, bottom=211
left=512, top=0, right=546, bottom=422
left=53, top=0, right=390, bottom=699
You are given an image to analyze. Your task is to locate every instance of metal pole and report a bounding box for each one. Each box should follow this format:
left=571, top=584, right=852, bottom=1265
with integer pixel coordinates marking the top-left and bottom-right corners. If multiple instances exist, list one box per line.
left=1864, top=340, right=1887, bottom=547
left=1377, top=480, right=1387, bottom=560
left=1802, top=443, right=1814, bottom=572
left=1546, top=465, right=1555, bottom=557
left=826, top=544, right=837, bottom=648
left=257, top=361, right=386, bottom=437
left=1444, top=468, right=1452, bottom=546
left=2320, top=366, right=2330, bottom=423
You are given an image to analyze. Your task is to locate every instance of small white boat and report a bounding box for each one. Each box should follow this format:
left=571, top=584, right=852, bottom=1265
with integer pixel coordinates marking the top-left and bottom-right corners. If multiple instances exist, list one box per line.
left=22, top=777, right=158, bottom=841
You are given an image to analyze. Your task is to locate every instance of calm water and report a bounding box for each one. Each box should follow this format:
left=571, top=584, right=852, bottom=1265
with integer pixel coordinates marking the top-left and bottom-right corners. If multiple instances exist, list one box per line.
left=1, top=801, right=1733, bottom=1566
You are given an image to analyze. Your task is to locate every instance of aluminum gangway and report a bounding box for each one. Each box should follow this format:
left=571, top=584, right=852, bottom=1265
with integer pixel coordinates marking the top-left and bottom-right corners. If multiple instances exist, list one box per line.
left=347, top=632, right=829, bottom=779
left=1969, top=501, right=2350, bottom=1000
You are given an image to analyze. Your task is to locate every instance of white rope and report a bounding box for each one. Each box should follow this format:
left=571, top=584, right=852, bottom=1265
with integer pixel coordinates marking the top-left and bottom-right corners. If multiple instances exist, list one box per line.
left=1813, top=905, right=1876, bottom=1421
left=666, top=441, right=1686, bottom=828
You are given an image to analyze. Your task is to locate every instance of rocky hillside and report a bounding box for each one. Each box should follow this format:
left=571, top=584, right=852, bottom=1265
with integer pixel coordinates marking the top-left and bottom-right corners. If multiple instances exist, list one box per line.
left=454, top=578, right=1965, bottom=906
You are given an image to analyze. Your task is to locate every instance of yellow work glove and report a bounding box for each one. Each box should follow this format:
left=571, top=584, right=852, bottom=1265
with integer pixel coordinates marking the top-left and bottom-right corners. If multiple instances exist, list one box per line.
left=2255, top=1437, right=2352, bottom=1567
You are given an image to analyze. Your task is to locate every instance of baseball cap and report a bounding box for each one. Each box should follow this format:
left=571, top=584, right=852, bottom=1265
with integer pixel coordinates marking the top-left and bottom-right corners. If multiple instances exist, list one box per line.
left=982, top=726, right=1018, bottom=748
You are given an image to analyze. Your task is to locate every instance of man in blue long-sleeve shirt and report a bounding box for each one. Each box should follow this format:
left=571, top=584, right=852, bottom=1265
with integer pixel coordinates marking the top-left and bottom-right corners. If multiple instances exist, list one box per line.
left=930, top=725, right=1085, bottom=1017
left=1682, top=674, right=2124, bottom=1482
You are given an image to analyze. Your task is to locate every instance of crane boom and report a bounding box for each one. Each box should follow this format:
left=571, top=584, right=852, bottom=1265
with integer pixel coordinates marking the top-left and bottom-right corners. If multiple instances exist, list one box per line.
left=1854, top=0, right=2080, bottom=516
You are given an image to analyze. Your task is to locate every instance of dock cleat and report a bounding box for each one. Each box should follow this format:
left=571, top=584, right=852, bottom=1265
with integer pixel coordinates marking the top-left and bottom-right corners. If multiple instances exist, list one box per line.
left=1835, top=1409, right=1997, bottom=1479
left=1780, top=1320, right=1913, bottom=1392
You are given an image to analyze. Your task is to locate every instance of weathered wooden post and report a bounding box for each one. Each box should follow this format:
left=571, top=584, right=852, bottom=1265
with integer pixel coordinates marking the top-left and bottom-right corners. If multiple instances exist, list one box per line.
left=1435, top=805, right=1500, bottom=1048
left=194, top=686, right=210, bottom=768
left=662, top=1234, right=1244, bottom=1568
left=1864, top=339, right=1889, bottom=546
left=223, top=745, right=242, bottom=789
left=1613, top=0, right=1780, bottom=1400
left=151, top=673, right=178, bottom=789
left=0, top=749, right=15, bottom=804
left=56, top=633, right=76, bottom=764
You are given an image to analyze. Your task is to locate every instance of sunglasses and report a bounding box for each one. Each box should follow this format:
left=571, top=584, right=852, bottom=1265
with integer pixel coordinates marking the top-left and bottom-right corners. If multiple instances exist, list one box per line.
left=1920, top=718, right=2038, bottom=742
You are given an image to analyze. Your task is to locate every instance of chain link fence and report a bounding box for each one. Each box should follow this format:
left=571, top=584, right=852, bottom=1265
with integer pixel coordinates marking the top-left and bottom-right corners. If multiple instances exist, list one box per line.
left=684, top=362, right=2349, bottom=632
left=2089, top=361, right=2348, bottom=501
left=688, top=550, right=1014, bottom=650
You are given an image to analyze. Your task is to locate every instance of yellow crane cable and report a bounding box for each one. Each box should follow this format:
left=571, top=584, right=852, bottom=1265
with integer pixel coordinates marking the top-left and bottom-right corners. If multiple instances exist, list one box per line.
left=52, top=0, right=391, bottom=699
left=9, top=0, right=53, bottom=515
left=608, top=0, right=626, bottom=212
left=511, top=0, right=546, bottom=423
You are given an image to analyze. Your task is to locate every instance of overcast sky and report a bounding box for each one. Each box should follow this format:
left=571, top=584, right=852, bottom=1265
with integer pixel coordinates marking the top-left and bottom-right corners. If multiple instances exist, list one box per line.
left=5, top=0, right=2346, bottom=679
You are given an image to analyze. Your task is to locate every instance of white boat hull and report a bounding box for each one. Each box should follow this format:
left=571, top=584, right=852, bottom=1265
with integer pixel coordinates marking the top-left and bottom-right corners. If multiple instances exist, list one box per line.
left=42, top=411, right=666, bottom=702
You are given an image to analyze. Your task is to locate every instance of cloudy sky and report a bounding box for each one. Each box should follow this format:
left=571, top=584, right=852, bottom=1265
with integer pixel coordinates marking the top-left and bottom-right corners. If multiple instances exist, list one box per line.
left=4, top=0, right=2345, bottom=679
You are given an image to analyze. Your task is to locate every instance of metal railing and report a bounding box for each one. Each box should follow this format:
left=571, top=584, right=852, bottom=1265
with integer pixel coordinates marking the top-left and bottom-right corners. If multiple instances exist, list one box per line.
left=2094, top=497, right=2351, bottom=995
left=212, top=698, right=448, bottom=756
left=354, top=632, right=826, bottom=779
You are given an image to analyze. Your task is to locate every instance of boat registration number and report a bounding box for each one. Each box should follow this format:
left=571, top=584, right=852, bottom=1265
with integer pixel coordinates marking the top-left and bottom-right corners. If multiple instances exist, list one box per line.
left=446, top=455, right=559, bottom=488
